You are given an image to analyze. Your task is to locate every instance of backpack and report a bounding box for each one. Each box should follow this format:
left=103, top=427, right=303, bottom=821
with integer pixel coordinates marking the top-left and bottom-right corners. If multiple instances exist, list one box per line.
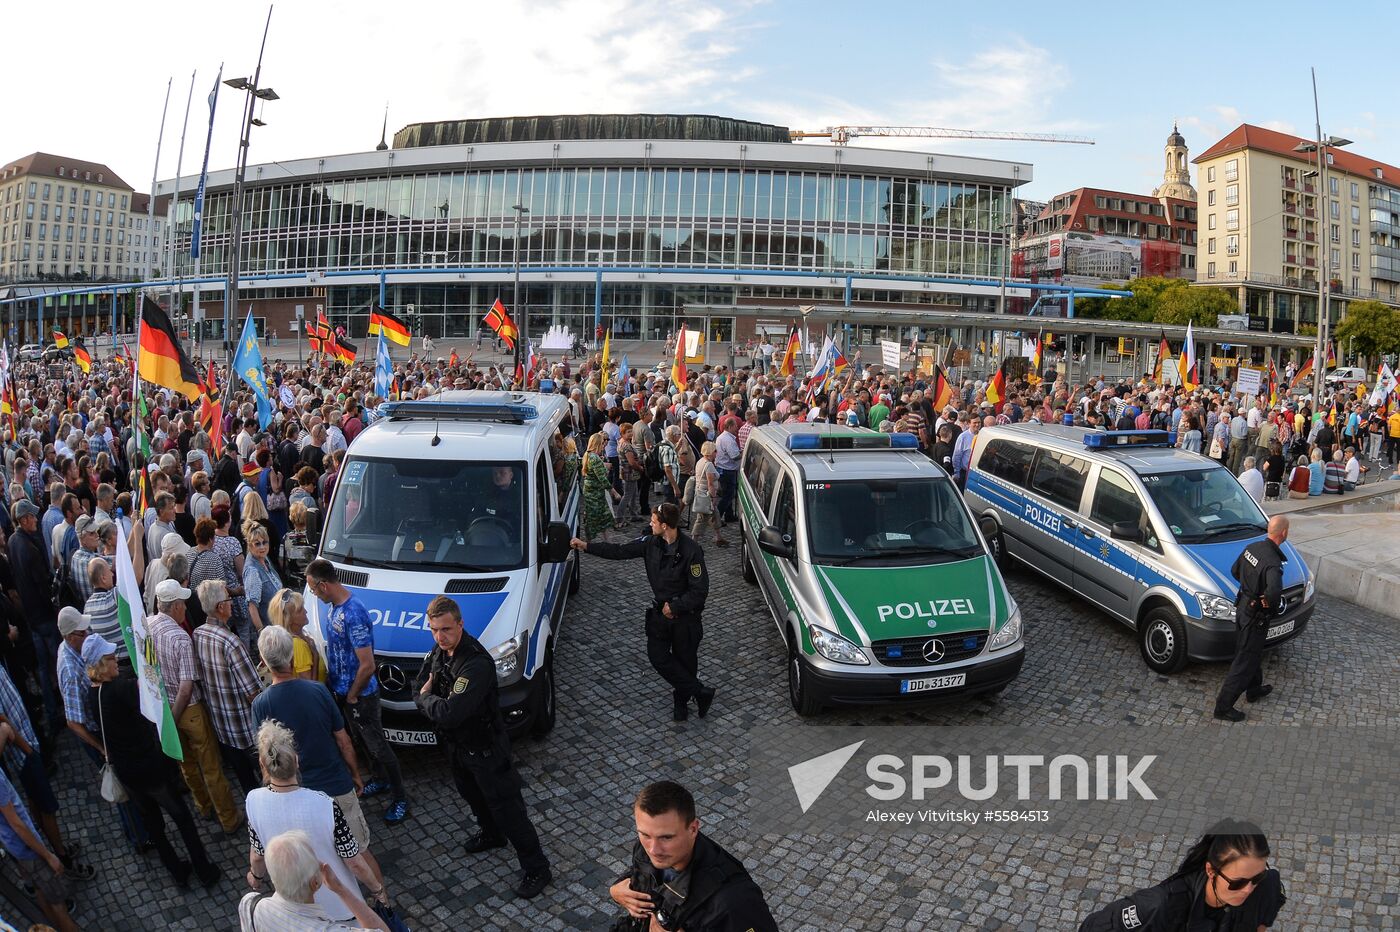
left=643, top=443, right=664, bottom=482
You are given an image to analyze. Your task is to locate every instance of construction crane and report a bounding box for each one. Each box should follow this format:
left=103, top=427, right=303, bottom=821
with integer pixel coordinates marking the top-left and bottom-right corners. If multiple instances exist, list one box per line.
left=788, top=125, right=1095, bottom=146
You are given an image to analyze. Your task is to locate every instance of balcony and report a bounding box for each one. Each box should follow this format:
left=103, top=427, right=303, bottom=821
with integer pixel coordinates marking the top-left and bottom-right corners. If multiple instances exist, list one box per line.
left=1285, top=253, right=1298, bottom=263
left=1225, top=195, right=1239, bottom=206
left=1283, top=202, right=1298, bottom=215
left=1283, top=225, right=1299, bottom=240
left=1303, top=182, right=1316, bottom=193
left=1225, top=169, right=1239, bottom=182
left=1283, top=175, right=1297, bottom=189
left=1305, top=231, right=1317, bottom=242
left=1304, top=257, right=1317, bottom=267
left=1304, top=208, right=1316, bottom=218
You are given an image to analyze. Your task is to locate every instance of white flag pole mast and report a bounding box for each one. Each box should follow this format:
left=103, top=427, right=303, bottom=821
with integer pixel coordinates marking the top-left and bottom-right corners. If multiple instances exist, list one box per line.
left=169, top=70, right=196, bottom=339
left=145, top=78, right=172, bottom=288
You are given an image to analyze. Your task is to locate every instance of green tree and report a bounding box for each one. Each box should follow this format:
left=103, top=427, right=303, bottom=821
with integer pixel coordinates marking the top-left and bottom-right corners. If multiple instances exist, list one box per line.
left=1334, top=299, right=1400, bottom=359
left=1153, top=285, right=1234, bottom=327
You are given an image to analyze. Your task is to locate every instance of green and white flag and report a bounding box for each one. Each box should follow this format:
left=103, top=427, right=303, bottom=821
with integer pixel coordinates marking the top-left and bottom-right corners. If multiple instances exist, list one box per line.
left=113, top=520, right=183, bottom=760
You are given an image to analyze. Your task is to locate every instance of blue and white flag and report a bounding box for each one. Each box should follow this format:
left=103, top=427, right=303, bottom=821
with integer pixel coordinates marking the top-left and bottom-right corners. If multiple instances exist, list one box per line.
left=190, top=66, right=221, bottom=259
left=232, top=309, right=273, bottom=429
left=374, top=329, right=393, bottom=399
left=617, top=353, right=629, bottom=395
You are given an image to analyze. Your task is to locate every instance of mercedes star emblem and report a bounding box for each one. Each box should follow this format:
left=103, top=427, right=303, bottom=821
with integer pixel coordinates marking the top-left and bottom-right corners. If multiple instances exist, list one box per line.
left=378, top=663, right=407, bottom=693
left=921, top=639, right=945, bottom=663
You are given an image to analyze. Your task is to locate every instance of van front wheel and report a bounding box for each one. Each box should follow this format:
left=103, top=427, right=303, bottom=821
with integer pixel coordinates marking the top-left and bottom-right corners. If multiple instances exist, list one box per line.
left=529, top=648, right=557, bottom=737
left=980, top=517, right=1006, bottom=568
left=787, top=638, right=823, bottom=717
left=1139, top=607, right=1189, bottom=674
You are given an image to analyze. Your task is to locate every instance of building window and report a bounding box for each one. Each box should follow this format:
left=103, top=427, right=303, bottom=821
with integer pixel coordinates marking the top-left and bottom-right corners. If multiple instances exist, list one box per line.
left=1225, top=184, right=1238, bottom=205
left=1352, top=205, right=1361, bottom=223
left=1353, top=229, right=1361, bottom=247
left=1228, top=260, right=1238, bottom=274
left=1227, top=234, right=1239, bottom=256
left=1208, top=166, right=1216, bottom=183
left=1207, top=237, right=1216, bottom=254
left=1331, top=224, right=1340, bottom=242
left=42, top=183, right=50, bottom=199
left=1351, top=182, right=1360, bottom=199
left=1225, top=159, right=1239, bottom=181
left=1225, top=209, right=1239, bottom=230
left=1353, top=252, right=1361, bottom=270
left=1332, top=248, right=1341, bottom=269
left=1207, top=261, right=1216, bottom=277
left=1207, top=190, right=1216, bottom=206
left=1208, top=214, right=1217, bottom=230
left=1330, top=200, right=1340, bottom=220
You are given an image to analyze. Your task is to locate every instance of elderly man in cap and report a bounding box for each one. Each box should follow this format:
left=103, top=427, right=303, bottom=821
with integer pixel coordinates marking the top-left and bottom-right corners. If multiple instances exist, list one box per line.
left=144, top=533, right=190, bottom=617
left=69, top=516, right=106, bottom=604
left=147, top=577, right=242, bottom=834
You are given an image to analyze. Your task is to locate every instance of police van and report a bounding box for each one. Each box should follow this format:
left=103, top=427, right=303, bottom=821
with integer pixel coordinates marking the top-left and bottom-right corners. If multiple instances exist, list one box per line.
left=964, top=425, right=1315, bottom=673
left=738, top=423, right=1024, bottom=715
left=306, top=392, right=580, bottom=743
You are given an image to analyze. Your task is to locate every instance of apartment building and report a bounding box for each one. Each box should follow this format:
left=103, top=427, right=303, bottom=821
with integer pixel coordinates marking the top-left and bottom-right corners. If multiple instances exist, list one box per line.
left=1193, top=123, right=1400, bottom=334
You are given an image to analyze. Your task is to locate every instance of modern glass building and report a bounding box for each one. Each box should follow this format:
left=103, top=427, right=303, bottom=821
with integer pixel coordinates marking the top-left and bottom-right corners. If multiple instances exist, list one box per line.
left=154, top=114, right=1032, bottom=346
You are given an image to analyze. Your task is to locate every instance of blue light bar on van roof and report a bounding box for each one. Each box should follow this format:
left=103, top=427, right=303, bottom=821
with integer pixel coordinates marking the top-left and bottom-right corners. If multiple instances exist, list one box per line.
left=380, top=400, right=539, bottom=423
left=786, top=432, right=919, bottom=451
left=1083, top=429, right=1176, bottom=449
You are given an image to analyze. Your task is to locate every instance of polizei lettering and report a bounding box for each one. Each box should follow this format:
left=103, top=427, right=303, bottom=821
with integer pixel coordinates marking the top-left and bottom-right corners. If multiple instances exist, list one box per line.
left=368, top=608, right=428, bottom=631
left=1023, top=502, right=1062, bottom=534
left=877, top=599, right=976, bottom=626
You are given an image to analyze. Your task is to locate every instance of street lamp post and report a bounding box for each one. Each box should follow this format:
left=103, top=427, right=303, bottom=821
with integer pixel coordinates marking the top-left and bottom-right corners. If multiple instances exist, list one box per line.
left=221, top=7, right=276, bottom=364
left=1296, top=69, right=1351, bottom=406
left=511, top=203, right=528, bottom=379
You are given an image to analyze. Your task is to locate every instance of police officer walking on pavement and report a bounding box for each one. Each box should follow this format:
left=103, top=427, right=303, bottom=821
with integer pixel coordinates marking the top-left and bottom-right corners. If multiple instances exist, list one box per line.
left=1214, top=516, right=1289, bottom=722
left=571, top=502, right=716, bottom=722
left=413, top=595, right=552, bottom=899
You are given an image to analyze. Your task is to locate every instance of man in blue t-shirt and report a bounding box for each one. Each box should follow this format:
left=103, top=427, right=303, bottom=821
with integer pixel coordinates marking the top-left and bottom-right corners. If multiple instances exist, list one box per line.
left=305, top=558, right=409, bottom=824
left=0, top=766, right=78, bottom=931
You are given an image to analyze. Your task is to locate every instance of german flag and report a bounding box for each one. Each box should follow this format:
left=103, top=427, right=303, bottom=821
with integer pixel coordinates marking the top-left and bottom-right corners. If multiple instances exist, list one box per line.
left=138, top=296, right=203, bottom=401
left=930, top=365, right=955, bottom=410
left=199, top=359, right=223, bottom=453
left=985, top=359, right=1007, bottom=407
left=483, top=299, right=518, bottom=351
left=1027, top=333, right=1044, bottom=386
left=333, top=337, right=358, bottom=365
left=671, top=323, right=689, bottom=392
left=1152, top=331, right=1170, bottom=384
left=52, top=329, right=69, bottom=350
left=73, top=343, right=91, bottom=374
left=779, top=325, right=801, bottom=376
left=368, top=306, right=411, bottom=347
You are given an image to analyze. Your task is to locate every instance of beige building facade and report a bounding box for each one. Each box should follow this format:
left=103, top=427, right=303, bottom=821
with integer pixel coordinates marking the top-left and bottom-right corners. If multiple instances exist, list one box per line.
left=0, top=152, right=166, bottom=285
left=1194, top=123, right=1400, bottom=335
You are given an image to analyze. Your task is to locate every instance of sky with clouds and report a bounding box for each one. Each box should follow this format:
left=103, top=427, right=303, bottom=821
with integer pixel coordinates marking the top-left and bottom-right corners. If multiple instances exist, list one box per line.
left=4, top=0, right=1399, bottom=202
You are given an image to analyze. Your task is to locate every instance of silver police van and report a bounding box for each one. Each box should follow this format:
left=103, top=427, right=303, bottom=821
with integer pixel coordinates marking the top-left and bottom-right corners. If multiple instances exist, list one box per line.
left=738, top=423, right=1024, bottom=715
left=964, top=425, right=1315, bottom=672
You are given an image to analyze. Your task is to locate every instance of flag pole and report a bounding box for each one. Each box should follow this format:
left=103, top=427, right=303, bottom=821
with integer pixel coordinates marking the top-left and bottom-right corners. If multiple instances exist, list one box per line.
left=168, top=70, right=196, bottom=329
left=146, top=78, right=173, bottom=284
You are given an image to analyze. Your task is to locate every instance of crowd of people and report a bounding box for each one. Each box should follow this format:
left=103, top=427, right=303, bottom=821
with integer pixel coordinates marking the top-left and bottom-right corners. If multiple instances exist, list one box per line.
left=0, top=325, right=1370, bottom=929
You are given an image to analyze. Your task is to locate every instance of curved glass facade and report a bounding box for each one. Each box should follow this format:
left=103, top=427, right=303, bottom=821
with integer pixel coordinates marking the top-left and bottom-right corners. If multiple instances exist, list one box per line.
left=172, top=165, right=1010, bottom=280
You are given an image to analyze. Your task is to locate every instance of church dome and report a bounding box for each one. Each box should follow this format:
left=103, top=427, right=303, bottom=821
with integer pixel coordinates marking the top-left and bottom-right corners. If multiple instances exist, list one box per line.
left=1167, top=123, right=1186, bottom=147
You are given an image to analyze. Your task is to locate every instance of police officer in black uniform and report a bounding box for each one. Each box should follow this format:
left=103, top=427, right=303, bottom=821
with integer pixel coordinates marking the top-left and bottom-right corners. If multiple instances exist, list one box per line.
left=414, top=594, right=552, bottom=899
left=571, top=502, right=715, bottom=722
left=1214, top=516, right=1289, bottom=722
left=1078, top=818, right=1285, bottom=931
left=609, top=781, right=778, bottom=932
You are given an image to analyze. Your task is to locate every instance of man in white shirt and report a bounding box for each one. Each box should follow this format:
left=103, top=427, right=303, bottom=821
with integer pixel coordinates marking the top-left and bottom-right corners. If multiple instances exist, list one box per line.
left=1343, top=447, right=1362, bottom=491
left=1238, top=457, right=1266, bottom=505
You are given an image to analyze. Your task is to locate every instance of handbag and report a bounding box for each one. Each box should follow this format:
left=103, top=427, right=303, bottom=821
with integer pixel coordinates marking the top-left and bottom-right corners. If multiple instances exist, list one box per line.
left=372, top=900, right=412, bottom=932
left=96, top=685, right=129, bottom=804
left=1208, top=437, right=1224, bottom=459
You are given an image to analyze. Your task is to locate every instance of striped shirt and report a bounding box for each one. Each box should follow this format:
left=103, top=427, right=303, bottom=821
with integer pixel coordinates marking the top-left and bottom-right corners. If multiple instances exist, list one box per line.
left=237, top=893, right=376, bottom=932
left=0, top=667, right=40, bottom=773
left=657, top=440, right=680, bottom=482
left=192, top=622, right=261, bottom=749
left=57, top=642, right=97, bottom=731
left=83, top=588, right=127, bottom=661
left=147, top=613, right=201, bottom=707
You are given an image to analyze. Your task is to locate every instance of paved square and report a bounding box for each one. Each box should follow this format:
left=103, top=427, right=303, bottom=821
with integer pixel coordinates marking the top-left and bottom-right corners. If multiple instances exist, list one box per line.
left=36, top=527, right=1398, bottom=930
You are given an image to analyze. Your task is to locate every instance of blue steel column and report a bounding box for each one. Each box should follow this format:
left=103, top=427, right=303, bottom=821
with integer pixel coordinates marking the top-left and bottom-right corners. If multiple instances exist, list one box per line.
left=378, top=271, right=387, bottom=309
left=111, top=288, right=120, bottom=350
left=843, top=275, right=853, bottom=357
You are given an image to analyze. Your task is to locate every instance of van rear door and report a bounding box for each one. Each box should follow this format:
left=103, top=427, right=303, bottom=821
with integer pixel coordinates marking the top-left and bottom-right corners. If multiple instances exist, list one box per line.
left=1021, top=449, right=1090, bottom=587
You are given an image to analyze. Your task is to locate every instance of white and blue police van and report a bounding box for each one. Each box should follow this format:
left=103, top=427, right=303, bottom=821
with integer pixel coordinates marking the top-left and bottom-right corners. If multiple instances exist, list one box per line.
left=964, top=425, right=1315, bottom=673
left=306, top=391, right=580, bottom=743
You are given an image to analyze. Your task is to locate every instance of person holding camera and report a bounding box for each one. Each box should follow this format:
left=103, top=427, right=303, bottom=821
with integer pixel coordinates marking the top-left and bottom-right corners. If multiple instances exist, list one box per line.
left=608, top=781, right=776, bottom=932
left=1077, top=818, right=1285, bottom=930
left=570, top=503, right=716, bottom=722
left=1214, top=516, right=1288, bottom=722
left=413, top=595, right=551, bottom=900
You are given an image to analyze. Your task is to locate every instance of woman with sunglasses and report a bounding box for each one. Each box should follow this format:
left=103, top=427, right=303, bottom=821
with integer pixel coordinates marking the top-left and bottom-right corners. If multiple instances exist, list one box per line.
left=1078, top=818, right=1284, bottom=931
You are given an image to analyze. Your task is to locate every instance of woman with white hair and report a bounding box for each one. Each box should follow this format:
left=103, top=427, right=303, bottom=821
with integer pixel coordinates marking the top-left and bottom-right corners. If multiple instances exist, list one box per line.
left=238, top=829, right=388, bottom=931
left=243, top=721, right=389, bottom=928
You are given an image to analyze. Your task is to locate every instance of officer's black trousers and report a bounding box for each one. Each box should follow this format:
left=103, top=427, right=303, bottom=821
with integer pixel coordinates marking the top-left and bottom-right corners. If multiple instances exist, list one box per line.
left=451, top=745, right=549, bottom=874
left=1215, top=620, right=1266, bottom=713
left=645, top=610, right=703, bottom=701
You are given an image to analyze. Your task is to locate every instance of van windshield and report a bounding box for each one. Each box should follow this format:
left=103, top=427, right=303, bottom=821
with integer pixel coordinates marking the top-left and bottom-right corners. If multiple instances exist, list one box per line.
left=805, top=478, right=982, bottom=566
left=1139, top=468, right=1267, bottom=544
left=320, top=457, right=527, bottom=571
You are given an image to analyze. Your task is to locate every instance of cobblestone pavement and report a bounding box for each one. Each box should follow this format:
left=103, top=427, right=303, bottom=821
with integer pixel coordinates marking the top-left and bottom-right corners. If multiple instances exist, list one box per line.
left=29, top=524, right=1399, bottom=930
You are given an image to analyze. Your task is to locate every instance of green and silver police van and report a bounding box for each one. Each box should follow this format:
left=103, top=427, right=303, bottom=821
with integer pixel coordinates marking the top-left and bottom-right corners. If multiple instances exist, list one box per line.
left=737, top=423, right=1024, bottom=715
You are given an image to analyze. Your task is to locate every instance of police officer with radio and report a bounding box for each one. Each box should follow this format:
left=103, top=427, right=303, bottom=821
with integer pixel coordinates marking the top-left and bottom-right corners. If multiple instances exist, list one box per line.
left=571, top=502, right=715, bottom=722
left=414, top=594, right=552, bottom=899
left=1213, top=516, right=1289, bottom=723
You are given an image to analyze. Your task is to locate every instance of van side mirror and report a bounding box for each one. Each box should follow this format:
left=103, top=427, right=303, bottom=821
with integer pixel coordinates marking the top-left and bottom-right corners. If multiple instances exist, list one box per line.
left=542, top=521, right=572, bottom=563
left=1110, top=521, right=1143, bottom=543
left=757, top=525, right=796, bottom=560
